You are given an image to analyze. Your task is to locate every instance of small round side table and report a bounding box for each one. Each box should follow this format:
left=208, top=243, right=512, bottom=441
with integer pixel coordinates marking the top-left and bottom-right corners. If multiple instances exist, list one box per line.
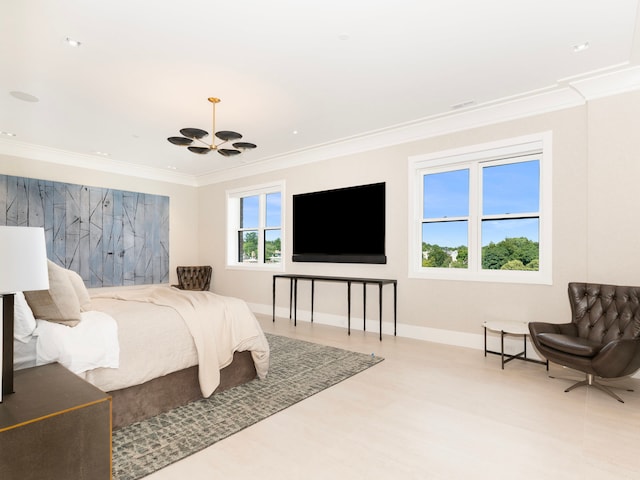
left=483, top=320, right=548, bottom=370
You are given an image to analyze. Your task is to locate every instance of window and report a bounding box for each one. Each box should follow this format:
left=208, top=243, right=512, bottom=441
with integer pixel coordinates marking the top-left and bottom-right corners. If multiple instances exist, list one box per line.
left=408, top=133, right=551, bottom=284
left=227, top=182, right=284, bottom=269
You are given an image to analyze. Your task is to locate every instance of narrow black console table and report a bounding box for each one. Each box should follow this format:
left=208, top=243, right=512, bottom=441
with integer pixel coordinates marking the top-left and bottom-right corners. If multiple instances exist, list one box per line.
left=272, top=274, right=397, bottom=341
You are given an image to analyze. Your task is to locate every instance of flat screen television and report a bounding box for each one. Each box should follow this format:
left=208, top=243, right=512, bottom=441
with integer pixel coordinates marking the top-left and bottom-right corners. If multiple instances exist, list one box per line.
left=292, top=182, right=386, bottom=264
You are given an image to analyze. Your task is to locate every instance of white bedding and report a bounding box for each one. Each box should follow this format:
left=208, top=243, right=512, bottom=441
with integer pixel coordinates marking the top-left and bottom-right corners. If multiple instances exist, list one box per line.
left=86, top=286, right=270, bottom=396
left=34, top=310, right=120, bottom=374
left=14, top=336, right=37, bottom=370
left=16, top=285, right=270, bottom=396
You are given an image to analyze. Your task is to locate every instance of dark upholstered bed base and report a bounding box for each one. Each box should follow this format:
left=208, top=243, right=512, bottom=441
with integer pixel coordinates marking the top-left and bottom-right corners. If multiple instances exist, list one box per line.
left=109, top=350, right=257, bottom=430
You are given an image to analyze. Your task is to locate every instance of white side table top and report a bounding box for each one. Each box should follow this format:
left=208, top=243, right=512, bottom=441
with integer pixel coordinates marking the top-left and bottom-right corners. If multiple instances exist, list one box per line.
left=483, top=320, right=530, bottom=335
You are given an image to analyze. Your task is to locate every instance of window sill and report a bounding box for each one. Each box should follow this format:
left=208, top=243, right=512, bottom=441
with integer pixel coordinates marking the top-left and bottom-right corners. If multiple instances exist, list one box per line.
left=225, top=263, right=285, bottom=273
left=408, top=268, right=552, bottom=285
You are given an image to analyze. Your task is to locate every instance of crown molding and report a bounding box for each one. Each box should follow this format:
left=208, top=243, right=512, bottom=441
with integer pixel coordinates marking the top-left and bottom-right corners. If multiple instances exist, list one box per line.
left=196, top=65, right=640, bottom=186
left=195, top=85, right=584, bottom=186
left=3, top=65, right=640, bottom=188
left=568, top=64, right=640, bottom=100
left=0, top=139, right=198, bottom=186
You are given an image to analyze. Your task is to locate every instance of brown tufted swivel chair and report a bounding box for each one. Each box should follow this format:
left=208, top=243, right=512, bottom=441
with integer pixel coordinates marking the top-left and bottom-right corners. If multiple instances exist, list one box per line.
left=174, top=266, right=212, bottom=291
left=529, top=283, right=640, bottom=402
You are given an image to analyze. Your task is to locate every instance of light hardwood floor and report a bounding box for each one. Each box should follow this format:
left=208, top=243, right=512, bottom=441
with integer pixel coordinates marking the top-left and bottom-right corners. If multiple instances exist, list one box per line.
left=146, top=315, right=640, bottom=479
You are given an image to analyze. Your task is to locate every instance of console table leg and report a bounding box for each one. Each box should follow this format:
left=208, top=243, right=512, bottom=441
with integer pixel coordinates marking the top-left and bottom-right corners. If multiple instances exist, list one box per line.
left=311, top=279, right=315, bottom=323
left=379, top=283, right=383, bottom=341
left=272, top=277, right=276, bottom=322
left=288, top=279, right=293, bottom=319
left=393, top=282, right=397, bottom=336
left=347, top=281, right=351, bottom=335
left=363, top=283, right=367, bottom=332
left=293, top=278, right=298, bottom=327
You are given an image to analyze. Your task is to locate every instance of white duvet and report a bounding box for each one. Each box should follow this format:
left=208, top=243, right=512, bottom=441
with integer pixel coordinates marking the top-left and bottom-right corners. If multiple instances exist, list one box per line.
left=34, top=310, right=120, bottom=374
left=85, top=286, right=270, bottom=396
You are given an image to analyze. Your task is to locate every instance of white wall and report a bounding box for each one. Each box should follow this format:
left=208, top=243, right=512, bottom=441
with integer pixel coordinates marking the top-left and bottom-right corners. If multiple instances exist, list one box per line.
left=197, top=98, right=600, bottom=346
left=5, top=89, right=640, bottom=349
left=586, top=91, right=640, bottom=284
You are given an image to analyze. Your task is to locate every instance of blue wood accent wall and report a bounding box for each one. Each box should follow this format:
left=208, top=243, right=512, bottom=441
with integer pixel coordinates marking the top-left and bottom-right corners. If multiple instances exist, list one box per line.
left=0, top=174, right=170, bottom=287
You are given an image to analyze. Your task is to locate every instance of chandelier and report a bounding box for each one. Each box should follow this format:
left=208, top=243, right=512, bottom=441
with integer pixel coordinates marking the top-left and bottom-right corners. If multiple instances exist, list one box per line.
left=167, top=97, right=257, bottom=157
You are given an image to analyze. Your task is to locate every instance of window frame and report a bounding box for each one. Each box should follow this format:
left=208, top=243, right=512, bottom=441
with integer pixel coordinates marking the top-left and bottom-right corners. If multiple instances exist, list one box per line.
left=226, top=181, right=285, bottom=271
left=408, top=132, right=552, bottom=284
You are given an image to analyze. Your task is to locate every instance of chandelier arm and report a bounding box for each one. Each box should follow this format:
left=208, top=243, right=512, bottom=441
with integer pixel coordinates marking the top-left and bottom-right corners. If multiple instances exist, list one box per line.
left=193, top=137, right=213, bottom=148
left=169, top=97, right=255, bottom=156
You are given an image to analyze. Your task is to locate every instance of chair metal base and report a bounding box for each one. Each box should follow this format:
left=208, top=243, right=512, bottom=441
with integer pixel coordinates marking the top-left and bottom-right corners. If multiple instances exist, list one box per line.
left=564, top=373, right=631, bottom=403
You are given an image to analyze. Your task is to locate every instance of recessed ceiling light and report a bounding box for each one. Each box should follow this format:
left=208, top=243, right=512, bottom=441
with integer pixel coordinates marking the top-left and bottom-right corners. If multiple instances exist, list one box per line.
left=93, top=151, right=110, bottom=156
left=292, top=130, right=299, bottom=135
left=9, top=91, right=39, bottom=102
left=573, top=42, right=590, bottom=53
left=0, top=131, right=16, bottom=137
left=65, top=37, right=82, bottom=47
left=166, top=165, right=177, bottom=170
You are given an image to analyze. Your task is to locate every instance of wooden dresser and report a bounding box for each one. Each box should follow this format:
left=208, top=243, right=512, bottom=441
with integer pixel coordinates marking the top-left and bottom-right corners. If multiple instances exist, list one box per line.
left=0, top=363, right=111, bottom=479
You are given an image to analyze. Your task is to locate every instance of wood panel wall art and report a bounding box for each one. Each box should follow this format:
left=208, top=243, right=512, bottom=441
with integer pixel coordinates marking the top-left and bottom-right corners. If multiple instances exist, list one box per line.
left=0, top=174, right=169, bottom=287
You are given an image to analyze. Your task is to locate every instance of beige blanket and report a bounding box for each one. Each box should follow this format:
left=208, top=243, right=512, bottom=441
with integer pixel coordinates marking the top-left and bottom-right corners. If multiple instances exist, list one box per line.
left=92, top=287, right=269, bottom=397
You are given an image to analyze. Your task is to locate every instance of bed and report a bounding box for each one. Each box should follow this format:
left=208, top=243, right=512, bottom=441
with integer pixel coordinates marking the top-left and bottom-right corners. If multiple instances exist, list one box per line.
left=15, top=261, right=270, bottom=429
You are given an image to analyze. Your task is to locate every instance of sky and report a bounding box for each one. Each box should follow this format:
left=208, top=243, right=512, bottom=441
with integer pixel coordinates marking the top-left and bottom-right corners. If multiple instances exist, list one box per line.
left=422, top=160, right=540, bottom=247
left=240, top=192, right=281, bottom=229
left=237, top=160, right=539, bottom=250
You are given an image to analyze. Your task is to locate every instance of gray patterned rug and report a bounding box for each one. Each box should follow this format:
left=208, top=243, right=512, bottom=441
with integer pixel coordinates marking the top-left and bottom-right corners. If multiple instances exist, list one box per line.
left=112, top=333, right=384, bottom=479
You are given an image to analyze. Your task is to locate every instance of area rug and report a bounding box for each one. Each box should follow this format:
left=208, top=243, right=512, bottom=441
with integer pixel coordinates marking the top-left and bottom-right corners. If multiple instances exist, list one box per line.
left=112, top=333, right=384, bottom=480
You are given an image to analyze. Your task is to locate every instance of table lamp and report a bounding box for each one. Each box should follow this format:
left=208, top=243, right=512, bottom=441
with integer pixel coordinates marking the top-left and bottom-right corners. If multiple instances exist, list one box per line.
left=0, top=226, right=49, bottom=402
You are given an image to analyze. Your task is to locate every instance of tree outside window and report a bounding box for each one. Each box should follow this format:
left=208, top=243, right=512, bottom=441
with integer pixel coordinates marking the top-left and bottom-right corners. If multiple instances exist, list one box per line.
left=409, top=133, right=551, bottom=284
left=227, top=182, right=284, bottom=269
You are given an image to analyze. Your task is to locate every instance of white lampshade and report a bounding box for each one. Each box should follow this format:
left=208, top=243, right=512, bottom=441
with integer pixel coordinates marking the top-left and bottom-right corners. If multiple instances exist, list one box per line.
left=0, top=226, right=50, bottom=294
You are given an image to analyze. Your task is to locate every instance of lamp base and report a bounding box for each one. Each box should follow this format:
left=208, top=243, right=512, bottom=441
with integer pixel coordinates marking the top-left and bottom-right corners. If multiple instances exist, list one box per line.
left=2, top=293, right=15, bottom=398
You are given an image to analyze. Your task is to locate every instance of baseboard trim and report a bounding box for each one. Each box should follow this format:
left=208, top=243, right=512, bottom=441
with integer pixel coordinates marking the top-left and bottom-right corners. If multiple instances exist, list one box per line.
left=249, top=302, right=546, bottom=362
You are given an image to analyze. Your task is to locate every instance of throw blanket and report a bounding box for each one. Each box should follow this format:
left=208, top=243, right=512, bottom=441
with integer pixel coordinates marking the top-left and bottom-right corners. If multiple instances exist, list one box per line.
left=94, top=287, right=269, bottom=397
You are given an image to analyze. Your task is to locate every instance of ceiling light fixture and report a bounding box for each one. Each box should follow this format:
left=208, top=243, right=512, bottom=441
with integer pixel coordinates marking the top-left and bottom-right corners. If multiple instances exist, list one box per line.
left=167, top=97, right=257, bottom=157
left=0, top=131, right=16, bottom=137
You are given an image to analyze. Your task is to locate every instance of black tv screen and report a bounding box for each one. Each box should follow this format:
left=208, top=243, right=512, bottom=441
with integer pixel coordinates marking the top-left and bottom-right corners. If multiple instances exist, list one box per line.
left=292, top=182, right=386, bottom=264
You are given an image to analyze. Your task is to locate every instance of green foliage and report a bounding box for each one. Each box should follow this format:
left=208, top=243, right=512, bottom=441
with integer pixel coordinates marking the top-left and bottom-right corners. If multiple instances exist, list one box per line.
left=450, top=245, right=468, bottom=268
left=500, top=259, right=526, bottom=270
left=242, top=231, right=258, bottom=259
left=422, top=244, right=467, bottom=268
left=265, top=237, right=281, bottom=262
left=421, top=237, right=538, bottom=271
left=242, top=232, right=281, bottom=263
left=483, top=237, right=538, bottom=271
left=423, top=244, right=450, bottom=267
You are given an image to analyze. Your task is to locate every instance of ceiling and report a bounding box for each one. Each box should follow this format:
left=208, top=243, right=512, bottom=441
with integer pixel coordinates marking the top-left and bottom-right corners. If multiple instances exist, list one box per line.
left=2, top=0, right=640, bottom=185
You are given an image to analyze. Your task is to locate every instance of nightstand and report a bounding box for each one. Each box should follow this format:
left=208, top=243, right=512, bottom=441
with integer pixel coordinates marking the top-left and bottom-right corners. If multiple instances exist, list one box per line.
left=0, top=363, right=111, bottom=480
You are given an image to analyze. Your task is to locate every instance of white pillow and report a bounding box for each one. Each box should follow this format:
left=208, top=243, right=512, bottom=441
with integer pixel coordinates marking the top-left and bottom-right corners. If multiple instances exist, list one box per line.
left=14, top=291, right=37, bottom=343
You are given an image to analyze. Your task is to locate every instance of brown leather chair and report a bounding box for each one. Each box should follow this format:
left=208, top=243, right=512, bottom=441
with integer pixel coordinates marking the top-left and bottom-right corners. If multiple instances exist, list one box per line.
left=174, top=266, right=212, bottom=291
left=529, top=282, right=640, bottom=402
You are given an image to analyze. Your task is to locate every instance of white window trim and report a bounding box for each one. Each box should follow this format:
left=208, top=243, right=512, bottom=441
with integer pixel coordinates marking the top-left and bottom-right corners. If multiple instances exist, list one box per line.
left=226, top=180, right=285, bottom=271
left=408, top=132, right=552, bottom=284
